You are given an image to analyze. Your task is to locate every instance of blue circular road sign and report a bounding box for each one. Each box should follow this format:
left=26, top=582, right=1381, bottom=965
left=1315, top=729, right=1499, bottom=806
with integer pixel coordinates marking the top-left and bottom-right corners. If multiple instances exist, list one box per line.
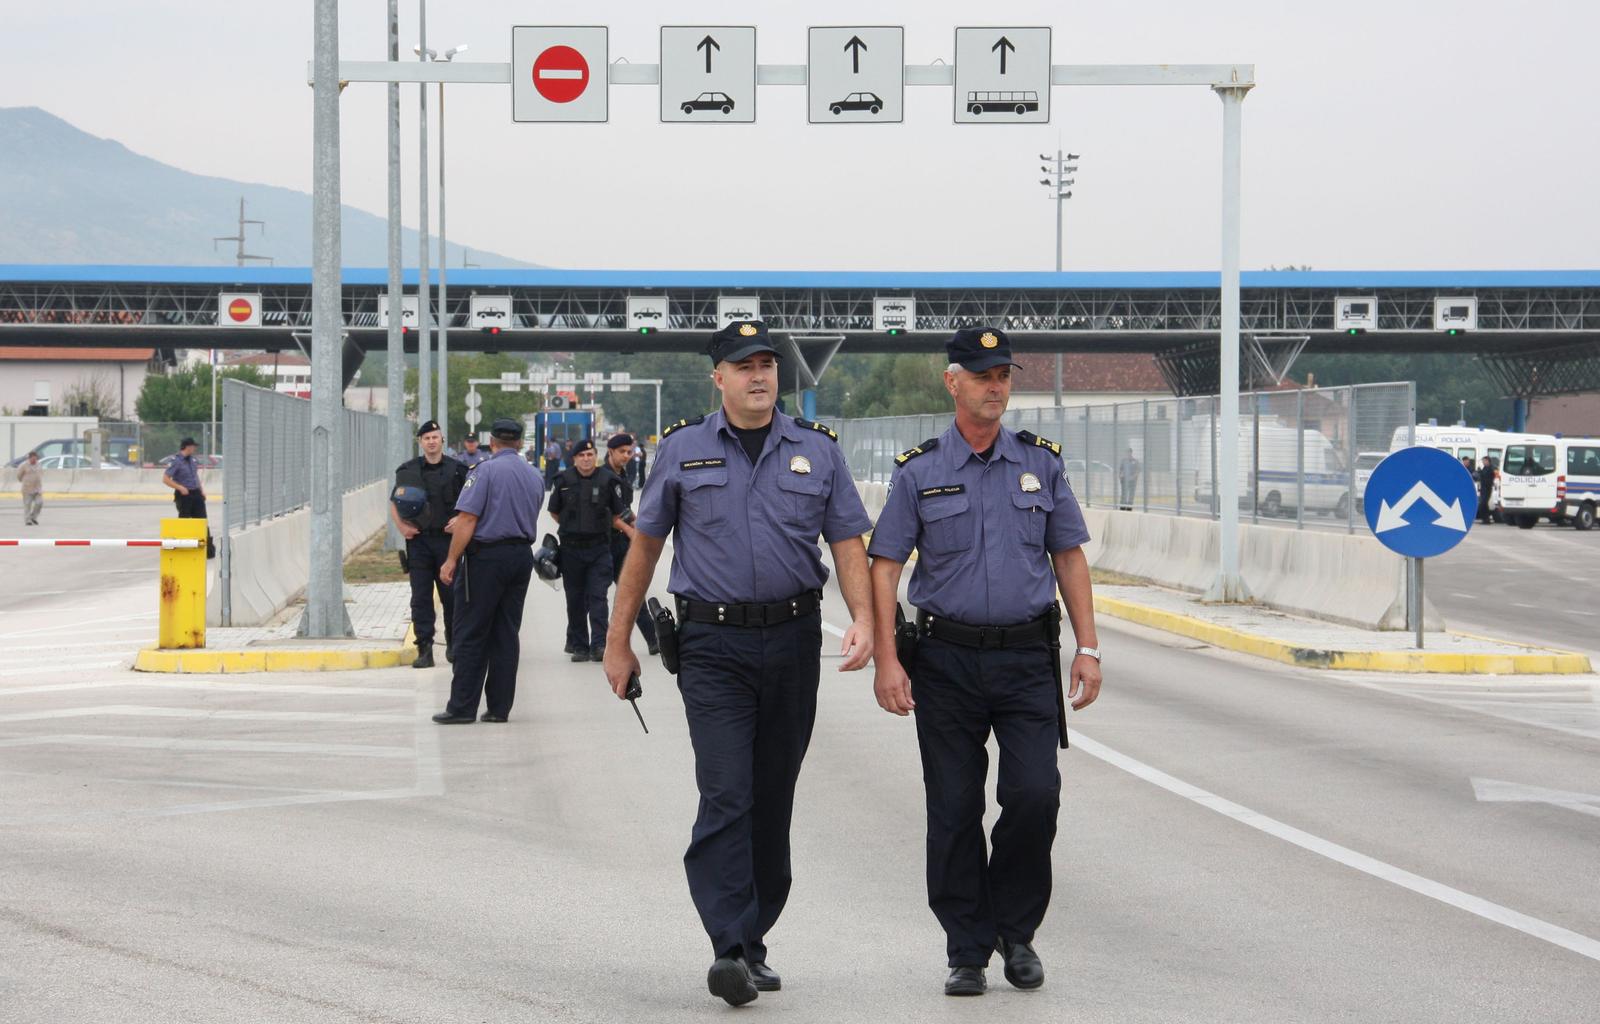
left=1363, top=446, right=1479, bottom=558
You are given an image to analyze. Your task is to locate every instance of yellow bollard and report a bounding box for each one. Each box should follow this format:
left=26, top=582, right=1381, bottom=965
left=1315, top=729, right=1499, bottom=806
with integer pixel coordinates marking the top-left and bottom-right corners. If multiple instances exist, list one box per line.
left=159, top=517, right=208, bottom=649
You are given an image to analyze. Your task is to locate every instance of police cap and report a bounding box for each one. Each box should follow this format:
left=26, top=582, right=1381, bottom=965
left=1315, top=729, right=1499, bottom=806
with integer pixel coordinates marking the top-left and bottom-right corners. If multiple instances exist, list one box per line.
left=416, top=420, right=441, bottom=438
left=490, top=418, right=523, bottom=441
left=946, top=327, right=1022, bottom=373
left=571, top=438, right=596, bottom=456
left=607, top=433, right=634, bottom=449
left=707, top=320, right=781, bottom=365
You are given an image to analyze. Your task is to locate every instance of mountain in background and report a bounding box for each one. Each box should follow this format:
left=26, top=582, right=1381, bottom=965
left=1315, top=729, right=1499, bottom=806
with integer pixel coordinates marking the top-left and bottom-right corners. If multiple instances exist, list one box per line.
left=0, top=106, right=539, bottom=268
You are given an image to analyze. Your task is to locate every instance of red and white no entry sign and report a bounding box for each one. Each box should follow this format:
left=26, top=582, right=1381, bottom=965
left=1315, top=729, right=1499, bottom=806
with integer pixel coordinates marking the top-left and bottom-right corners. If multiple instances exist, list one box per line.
left=227, top=297, right=254, bottom=322
left=533, top=45, right=589, bottom=103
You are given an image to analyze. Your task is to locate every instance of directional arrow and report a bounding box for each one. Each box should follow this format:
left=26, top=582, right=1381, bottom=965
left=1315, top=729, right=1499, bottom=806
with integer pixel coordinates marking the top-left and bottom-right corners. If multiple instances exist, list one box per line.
left=992, top=35, right=1015, bottom=74
left=843, top=34, right=868, bottom=74
left=1375, top=480, right=1468, bottom=534
left=1471, top=778, right=1600, bottom=820
left=697, top=34, right=720, bottom=73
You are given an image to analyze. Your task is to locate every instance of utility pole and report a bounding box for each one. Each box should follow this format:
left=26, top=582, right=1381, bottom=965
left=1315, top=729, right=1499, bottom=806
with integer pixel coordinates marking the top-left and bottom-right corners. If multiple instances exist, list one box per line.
left=1038, top=150, right=1079, bottom=405
left=416, top=0, right=432, bottom=428
left=384, top=0, right=406, bottom=551
left=212, top=198, right=274, bottom=268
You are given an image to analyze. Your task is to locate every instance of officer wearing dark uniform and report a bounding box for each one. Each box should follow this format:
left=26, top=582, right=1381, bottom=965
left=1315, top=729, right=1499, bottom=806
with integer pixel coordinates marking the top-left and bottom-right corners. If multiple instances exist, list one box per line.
left=603, top=433, right=661, bottom=654
left=548, top=438, right=628, bottom=662
left=391, top=420, right=470, bottom=668
left=603, top=321, right=877, bottom=1007
left=433, top=418, right=545, bottom=724
left=868, top=327, right=1103, bottom=997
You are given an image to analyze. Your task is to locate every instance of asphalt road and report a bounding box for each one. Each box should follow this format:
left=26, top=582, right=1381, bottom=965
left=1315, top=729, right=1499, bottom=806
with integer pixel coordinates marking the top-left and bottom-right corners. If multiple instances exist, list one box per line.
left=2, top=500, right=1598, bottom=1022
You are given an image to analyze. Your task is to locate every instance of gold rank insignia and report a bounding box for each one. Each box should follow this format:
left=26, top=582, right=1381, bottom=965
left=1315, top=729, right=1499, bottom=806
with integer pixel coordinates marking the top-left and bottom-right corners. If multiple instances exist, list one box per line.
left=1020, top=472, right=1041, bottom=492
left=739, top=323, right=759, bottom=336
left=980, top=332, right=999, bottom=348
left=790, top=455, right=812, bottom=474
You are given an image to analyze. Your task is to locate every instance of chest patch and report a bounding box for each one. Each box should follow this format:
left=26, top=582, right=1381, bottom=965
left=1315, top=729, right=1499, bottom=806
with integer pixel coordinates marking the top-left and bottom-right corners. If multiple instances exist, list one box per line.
left=919, top=484, right=966, bottom=498
left=680, top=458, right=727, bottom=471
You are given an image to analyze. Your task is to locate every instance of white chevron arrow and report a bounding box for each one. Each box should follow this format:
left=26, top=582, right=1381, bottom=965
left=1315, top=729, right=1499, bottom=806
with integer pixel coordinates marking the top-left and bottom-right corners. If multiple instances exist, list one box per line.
left=1471, top=777, right=1600, bottom=819
left=1375, top=480, right=1468, bottom=534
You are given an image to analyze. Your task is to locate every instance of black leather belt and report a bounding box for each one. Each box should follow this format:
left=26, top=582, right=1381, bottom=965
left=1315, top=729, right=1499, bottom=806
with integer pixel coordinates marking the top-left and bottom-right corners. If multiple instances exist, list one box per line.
left=917, top=610, right=1050, bottom=650
left=676, top=590, right=822, bottom=628
left=468, top=536, right=532, bottom=553
left=559, top=533, right=609, bottom=549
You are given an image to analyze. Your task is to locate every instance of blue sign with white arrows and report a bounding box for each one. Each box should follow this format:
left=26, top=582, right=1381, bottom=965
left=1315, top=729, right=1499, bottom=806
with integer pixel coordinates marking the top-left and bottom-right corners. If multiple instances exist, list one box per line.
left=1363, top=446, right=1478, bottom=558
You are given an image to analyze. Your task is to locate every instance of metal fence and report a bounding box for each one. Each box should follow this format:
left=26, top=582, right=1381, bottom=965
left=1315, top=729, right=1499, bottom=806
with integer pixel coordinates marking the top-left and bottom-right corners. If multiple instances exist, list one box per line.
left=220, top=379, right=390, bottom=532
left=836, top=381, right=1416, bottom=532
left=2, top=420, right=219, bottom=465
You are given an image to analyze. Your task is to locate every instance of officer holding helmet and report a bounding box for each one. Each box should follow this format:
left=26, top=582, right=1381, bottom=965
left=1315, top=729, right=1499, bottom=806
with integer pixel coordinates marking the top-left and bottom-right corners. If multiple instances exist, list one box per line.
left=548, top=438, right=628, bottom=663
left=868, top=327, right=1102, bottom=997
left=391, top=420, right=470, bottom=668
left=603, top=320, right=875, bottom=1007
left=433, top=418, right=545, bottom=724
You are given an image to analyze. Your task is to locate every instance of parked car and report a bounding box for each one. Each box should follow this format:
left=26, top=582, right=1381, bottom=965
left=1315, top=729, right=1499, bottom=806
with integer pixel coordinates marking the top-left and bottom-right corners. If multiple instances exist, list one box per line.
left=38, top=454, right=124, bottom=470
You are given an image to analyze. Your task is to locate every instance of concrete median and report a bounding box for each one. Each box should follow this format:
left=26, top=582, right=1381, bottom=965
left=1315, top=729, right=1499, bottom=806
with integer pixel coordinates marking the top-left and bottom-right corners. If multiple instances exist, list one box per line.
left=0, top=468, right=221, bottom=500
left=207, top=478, right=389, bottom=627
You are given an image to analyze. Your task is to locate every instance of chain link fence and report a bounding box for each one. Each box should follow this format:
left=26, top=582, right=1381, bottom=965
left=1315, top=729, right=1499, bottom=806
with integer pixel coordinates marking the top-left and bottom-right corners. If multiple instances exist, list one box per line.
left=836, top=382, right=1416, bottom=532
left=220, top=379, right=390, bottom=532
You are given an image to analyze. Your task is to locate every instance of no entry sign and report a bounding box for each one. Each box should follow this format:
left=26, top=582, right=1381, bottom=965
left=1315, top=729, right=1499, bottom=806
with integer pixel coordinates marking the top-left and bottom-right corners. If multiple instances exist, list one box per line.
left=217, top=292, right=261, bottom=327
left=512, top=26, right=609, bottom=122
left=533, top=45, right=589, bottom=103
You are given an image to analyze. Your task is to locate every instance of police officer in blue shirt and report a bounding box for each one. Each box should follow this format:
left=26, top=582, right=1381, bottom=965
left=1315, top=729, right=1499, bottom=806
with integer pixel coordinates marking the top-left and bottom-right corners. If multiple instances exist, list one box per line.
left=867, top=327, right=1103, bottom=998
left=161, top=437, right=216, bottom=558
left=456, top=434, right=488, bottom=468
left=603, top=320, right=877, bottom=1006
left=432, top=418, right=546, bottom=725
left=391, top=420, right=470, bottom=668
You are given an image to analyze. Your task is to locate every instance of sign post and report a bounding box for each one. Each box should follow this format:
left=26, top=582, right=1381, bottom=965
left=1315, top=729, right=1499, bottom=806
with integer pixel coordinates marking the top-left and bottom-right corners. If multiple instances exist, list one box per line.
left=1363, top=446, right=1479, bottom=649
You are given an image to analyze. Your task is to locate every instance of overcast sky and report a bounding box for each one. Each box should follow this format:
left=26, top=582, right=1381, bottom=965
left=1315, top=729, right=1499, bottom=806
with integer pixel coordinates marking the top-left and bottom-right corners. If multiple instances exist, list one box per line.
left=10, top=0, right=1599, bottom=272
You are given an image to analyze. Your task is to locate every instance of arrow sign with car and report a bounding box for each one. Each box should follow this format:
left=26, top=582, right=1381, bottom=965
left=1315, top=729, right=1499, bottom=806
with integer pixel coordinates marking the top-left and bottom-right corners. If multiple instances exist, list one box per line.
left=697, top=34, right=719, bottom=72
left=844, top=35, right=867, bottom=73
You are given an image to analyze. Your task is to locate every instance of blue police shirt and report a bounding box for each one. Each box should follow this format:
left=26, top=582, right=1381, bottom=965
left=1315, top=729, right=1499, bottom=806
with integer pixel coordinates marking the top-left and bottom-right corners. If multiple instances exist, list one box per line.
left=454, top=448, right=545, bottom=543
left=457, top=448, right=488, bottom=468
left=167, top=453, right=202, bottom=491
left=634, top=408, right=873, bottom=603
left=867, top=423, right=1090, bottom=625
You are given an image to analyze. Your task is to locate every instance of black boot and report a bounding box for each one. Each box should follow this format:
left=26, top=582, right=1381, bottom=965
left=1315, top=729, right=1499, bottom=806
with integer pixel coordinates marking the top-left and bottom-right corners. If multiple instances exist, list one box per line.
left=412, top=644, right=434, bottom=669
left=444, top=640, right=454, bottom=664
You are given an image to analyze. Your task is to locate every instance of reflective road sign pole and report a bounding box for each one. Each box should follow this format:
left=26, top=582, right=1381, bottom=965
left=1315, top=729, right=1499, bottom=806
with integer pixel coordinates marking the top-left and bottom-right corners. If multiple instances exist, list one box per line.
left=304, top=0, right=351, bottom=637
left=1208, top=83, right=1252, bottom=602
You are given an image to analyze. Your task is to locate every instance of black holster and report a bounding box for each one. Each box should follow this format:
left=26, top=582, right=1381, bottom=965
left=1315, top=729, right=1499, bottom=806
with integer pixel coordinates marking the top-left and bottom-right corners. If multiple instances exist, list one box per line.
left=1046, top=602, right=1068, bottom=749
left=894, top=603, right=919, bottom=666
left=648, top=597, right=680, bottom=675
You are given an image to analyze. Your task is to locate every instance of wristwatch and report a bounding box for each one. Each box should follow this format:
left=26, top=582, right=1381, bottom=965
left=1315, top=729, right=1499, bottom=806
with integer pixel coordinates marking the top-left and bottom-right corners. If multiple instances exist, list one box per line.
left=1075, top=646, right=1102, bottom=662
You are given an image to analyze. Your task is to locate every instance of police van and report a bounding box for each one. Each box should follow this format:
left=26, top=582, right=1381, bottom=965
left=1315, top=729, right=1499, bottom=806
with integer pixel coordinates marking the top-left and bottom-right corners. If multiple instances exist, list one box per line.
left=1389, top=424, right=1507, bottom=521
left=1495, top=433, right=1562, bottom=528
left=1562, top=438, right=1600, bottom=530
left=1193, top=422, right=1351, bottom=518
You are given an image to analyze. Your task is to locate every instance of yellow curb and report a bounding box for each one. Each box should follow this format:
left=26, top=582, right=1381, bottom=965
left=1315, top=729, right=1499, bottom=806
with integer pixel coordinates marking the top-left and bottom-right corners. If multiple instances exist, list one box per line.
left=1093, top=594, right=1593, bottom=675
left=133, top=623, right=417, bottom=674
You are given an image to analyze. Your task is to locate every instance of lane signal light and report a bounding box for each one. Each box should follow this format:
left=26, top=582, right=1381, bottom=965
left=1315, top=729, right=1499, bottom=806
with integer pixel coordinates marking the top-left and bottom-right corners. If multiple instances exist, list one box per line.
left=482, top=326, right=501, bottom=336
left=638, top=326, right=657, bottom=334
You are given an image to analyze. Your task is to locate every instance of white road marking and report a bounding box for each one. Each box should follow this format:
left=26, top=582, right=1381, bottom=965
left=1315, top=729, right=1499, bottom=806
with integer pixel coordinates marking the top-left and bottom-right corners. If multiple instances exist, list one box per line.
left=0, top=787, right=427, bottom=827
left=0, top=735, right=414, bottom=758
left=0, top=705, right=413, bottom=724
left=1472, top=777, right=1600, bottom=819
left=1070, top=730, right=1600, bottom=965
left=1449, top=592, right=1478, bottom=600
left=0, top=660, right=126, bottom=680
left=0, top=679, right=413, bottom=699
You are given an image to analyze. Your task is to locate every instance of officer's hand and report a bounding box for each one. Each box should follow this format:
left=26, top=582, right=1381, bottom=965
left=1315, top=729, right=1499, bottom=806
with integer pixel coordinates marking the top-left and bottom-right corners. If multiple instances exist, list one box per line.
left=838, top=619, right=873, bottom=672
left=398, top=521, right=419, bottom=540
left=176, top=485, right=190, bottom=496
left=442, top=515, right=459, bottom=534
left=603, top=646, right=641, bottom=699
left=1069, top=654, right=1102, bottom=710
left=439, top=557, right=456, bottom=586
left=873, top=659, right=916, bottom=716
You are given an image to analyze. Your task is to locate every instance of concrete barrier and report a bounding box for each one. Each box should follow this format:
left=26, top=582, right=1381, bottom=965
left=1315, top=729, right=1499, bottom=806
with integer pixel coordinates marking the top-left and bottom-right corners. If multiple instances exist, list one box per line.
left=207, top=479, right=389, bottom=627
left=1082, top=508, right=1438, bottom=631
left=0, top=468, right=221, bottom=497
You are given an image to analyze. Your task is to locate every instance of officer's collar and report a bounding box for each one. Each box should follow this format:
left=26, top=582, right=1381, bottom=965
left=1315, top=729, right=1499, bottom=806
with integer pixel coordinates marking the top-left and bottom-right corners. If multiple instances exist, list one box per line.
left=711, top=407, right=795, bottom=442
left=943, top=422, right=1022, bottom=466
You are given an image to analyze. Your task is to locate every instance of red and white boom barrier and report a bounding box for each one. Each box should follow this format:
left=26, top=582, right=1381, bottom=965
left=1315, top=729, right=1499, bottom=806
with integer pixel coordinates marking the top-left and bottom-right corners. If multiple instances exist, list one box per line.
left=0, top=539, right=202, bottom=549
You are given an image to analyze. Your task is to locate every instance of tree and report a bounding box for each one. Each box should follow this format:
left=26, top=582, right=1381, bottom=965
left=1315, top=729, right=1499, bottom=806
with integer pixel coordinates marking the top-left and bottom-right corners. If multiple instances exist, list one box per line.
left=1293, top=352, right=1515, bottom=429
left=814, top=353, right=953, bottom=419
left=60, top=371, right=122, bottom=418
left=135, top=363, right=274, bottom=421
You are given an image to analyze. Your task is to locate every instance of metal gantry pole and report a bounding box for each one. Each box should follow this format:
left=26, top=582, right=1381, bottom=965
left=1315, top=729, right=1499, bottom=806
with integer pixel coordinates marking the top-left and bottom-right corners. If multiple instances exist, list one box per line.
left=1208, top=84, right=1251, bottom=602
left=1053, top=149, right=1064, bottom=408
left=416, top=0, right=432, bottom=428
left=384, top=0, right=405, bottom=551
left=436, top=77, right=449, bottom=433
left=303, top=0, right=350, bottom=637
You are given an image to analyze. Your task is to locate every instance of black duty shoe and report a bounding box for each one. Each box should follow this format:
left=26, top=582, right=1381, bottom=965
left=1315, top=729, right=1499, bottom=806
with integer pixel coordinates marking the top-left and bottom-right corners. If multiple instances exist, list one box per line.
left=412, top=645, right=434, bottom=669
left=707, top=956, right=758, bottom=1007
left=430, top=712, right=474, bottom=724
left=589, top=643, right=606, bottom=662
left=944, top=966, right=986, bottom=997
left=997, top=939, right=1044, bottom=990
left=479, top=713, right=508, bottom=723
left=647, top=639, right=661, bottom=656
left=747, top=961, right=781, bottom=992
left=444, top=642, right=454, bottom=664
left=564, top=642, right=580, bottom=655
left=570, top=650, right=591, bottom=663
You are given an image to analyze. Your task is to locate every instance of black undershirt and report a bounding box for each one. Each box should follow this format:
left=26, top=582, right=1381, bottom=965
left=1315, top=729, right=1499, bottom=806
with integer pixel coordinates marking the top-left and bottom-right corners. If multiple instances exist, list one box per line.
left=977, top=442, right=997, bottom=462
left=730, top=422, right=772, bottom=465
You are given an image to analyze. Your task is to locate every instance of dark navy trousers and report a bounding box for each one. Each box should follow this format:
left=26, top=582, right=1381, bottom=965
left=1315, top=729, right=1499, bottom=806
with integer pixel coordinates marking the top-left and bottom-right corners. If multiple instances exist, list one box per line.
left=444, top=544, right=533, bottom=719
left=677, top=611, right=821, bottom=962
left=909, top=637, right=1061, bottom=967
left=559, top=540, right=612, bottom=650
left=405, top=532, right=454, bottom=648
left=609, top=537, right=659, bottom=648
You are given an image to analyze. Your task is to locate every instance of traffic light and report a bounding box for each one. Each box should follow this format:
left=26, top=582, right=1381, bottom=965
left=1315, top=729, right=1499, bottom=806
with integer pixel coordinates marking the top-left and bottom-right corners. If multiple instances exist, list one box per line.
left=1346, top=327, right=1364, bottom=336
left=637, top=326, right=657, bottom=335
left=1447, top=328, right=1463, bottom=336
left=482, top=326, right=501, bottom=336
left=886, top=327, right=905, bottom=336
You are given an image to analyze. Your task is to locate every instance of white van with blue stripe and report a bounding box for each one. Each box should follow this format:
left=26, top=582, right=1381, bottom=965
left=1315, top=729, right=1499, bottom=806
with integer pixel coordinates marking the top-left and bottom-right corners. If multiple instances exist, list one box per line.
left=1559, top=437, right=1600, bottom=530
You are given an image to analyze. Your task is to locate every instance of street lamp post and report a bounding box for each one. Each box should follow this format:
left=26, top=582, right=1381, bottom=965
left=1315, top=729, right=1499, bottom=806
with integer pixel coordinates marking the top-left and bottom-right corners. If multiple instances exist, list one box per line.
left=1039, top=149, right=1080, bottom=405
left=435, top=44, right=466, bottom=434
left=415, top=3, right=431, bottom=429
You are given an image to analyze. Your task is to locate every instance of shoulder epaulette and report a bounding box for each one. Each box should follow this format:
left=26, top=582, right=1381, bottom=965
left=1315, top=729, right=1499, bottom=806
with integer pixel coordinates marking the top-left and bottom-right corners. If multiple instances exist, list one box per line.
left=1017, top=430, right=1062, bottom=456
left=894, top=437, right=941, bottom=466
left=661, top=415, right=705, bottom=439
left=794, top=417, right=839, bottom=441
